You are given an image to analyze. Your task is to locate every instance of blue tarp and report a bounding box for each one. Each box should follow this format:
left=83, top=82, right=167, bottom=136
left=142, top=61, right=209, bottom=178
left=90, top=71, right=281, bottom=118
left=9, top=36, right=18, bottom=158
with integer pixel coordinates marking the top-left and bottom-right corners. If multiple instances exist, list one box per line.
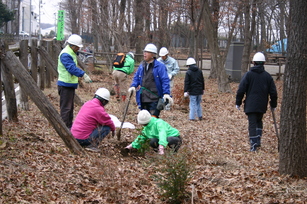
left=266, top=39, right=287, bottom=53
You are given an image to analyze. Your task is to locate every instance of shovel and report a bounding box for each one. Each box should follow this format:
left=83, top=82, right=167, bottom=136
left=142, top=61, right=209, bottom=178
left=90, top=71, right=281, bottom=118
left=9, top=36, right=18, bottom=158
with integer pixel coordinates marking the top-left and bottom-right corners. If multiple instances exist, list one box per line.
left=116, top=90, right=133, bottom=141
left=271, top=108, right=279, bottom=151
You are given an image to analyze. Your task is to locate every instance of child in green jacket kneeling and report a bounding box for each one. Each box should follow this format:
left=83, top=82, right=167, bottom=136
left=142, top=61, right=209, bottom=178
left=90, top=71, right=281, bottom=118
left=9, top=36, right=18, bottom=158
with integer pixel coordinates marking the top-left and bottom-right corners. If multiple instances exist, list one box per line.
left=125, top=110, right=182, bottom=154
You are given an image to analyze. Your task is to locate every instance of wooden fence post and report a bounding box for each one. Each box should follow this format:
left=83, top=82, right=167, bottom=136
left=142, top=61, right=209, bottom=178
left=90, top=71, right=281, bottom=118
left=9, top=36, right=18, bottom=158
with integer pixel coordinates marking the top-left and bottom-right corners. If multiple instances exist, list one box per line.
left=19, top=39, right=30, bottom=110
left=31, top=39, right=38, bottom=84
left=1, top=49, right=84, bottom=154
left=39, top=46, right=46, bottom=91
left=1, top=41, right=18, bottom=122
left=47, top=40, right=55, bottom=81
left=42, top=40, right=51, bottom=88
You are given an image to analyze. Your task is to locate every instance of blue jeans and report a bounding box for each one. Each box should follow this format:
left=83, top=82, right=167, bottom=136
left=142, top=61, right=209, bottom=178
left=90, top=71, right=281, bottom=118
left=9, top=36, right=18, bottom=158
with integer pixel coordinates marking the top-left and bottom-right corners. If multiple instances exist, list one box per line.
left=189, top=95, right=202, bottom=120
left=76, top=126, right=111, bottom=147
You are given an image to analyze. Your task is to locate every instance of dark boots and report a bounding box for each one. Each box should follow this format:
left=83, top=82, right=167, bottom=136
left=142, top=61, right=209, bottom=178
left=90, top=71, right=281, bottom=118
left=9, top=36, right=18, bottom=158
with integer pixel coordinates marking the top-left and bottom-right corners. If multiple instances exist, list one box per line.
left=250, top=128, right=263, bottom=151
left=256, top=128, right=262, bottom=147
left=249, top=136, right=258, bottom=152
left=250, top=136, right=260, bottom=152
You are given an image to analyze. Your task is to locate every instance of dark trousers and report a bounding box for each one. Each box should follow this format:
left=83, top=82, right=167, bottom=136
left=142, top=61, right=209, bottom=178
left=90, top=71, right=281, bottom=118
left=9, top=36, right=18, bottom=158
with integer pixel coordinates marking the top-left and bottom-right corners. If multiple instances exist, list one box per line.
left=141, top=101, right=160, bottom=117
left=149, top=136, right=182, bottom=152
left=247, top=113, right=264, bottom=137
left=58, top=86, right=75, bottom=129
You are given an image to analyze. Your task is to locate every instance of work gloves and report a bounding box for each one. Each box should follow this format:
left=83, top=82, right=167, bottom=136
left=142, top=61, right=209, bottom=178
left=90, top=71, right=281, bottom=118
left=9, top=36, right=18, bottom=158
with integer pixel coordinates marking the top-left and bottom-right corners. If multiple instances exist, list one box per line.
left=158, top=145, right=165, bottom=155
left=184, top=92, right=189, bottom=97
left=128, top=87, right=135, bottom=95
left=163, top=94, right=173, bottom=105
left=83, top=73, right=92, bottom=83
left=168, top=74, right=172, bottom=80
left=236, top=105, right=240, bottom=110
left=125, top=144, right=133, bottom=149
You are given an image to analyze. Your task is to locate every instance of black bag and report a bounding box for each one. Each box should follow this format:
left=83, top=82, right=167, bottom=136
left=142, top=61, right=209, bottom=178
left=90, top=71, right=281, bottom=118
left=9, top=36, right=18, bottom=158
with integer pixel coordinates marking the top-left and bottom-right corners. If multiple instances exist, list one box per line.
left=113, top=53, right=126, bottom=68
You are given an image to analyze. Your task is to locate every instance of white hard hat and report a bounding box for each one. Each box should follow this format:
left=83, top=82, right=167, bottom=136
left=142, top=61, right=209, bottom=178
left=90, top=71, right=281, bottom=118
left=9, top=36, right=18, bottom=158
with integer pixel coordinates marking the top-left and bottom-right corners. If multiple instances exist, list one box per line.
left=186, top=57, right=196, bottom=66
left=159, top=47, right=169, bottom=56
left=252, top=52, right=266, bottom=62
left=143, top=43, right=157, bottom=54
left=137, top=110, right=152, bottom=125
left=127, top=52, right=134, bottom=59
left=95, top=88, right=110, bottom=101
left=67, top=34, right=83, bottom=48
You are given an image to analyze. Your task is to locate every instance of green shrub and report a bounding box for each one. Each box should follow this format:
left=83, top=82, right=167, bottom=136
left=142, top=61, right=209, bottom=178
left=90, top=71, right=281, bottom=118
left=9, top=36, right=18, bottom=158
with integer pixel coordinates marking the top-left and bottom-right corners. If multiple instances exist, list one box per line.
left=151, top=149, right=192, bottom=203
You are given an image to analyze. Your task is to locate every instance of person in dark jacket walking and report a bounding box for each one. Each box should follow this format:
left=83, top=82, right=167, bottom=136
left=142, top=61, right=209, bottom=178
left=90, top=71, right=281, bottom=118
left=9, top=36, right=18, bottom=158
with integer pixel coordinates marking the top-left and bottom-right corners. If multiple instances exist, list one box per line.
left=235, top=52, right=278, bottom=152
left=184, top=58, right=205, bottom=121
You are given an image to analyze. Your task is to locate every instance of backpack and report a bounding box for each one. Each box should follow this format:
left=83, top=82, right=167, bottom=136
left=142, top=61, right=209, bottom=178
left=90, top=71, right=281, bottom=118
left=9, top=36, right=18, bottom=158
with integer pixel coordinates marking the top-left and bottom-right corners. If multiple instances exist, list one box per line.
left=113, top=53, right=126, bottom=68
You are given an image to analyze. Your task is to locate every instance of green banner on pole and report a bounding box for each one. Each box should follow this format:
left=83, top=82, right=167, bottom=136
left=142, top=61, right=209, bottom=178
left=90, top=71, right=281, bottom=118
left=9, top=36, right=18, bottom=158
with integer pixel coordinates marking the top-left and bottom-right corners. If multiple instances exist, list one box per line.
left=56, top=10, right=65, bottom=41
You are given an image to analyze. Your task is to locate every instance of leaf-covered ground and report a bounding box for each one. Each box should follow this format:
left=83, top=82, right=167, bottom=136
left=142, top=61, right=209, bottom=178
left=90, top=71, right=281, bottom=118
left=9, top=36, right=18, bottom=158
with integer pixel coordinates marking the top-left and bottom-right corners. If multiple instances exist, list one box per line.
left=1, top=68, right=307, bottom=203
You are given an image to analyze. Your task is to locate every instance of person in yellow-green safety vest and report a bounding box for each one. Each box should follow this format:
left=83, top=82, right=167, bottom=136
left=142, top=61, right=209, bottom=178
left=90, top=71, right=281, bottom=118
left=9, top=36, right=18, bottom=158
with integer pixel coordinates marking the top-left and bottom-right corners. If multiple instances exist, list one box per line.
left=57, top=34, right=92, bottom=129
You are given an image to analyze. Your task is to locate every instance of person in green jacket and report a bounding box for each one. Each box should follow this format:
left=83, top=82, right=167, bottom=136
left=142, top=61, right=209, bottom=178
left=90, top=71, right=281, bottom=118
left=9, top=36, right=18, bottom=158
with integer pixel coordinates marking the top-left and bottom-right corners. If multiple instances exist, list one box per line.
left=125, top=110, right=182, bottom=154
left=112, top=52, right=135, bottom=102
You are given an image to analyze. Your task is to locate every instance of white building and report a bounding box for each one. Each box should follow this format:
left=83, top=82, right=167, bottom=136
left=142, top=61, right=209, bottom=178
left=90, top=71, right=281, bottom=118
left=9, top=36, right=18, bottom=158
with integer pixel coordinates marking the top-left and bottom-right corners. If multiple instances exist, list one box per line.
left=20, top=0, right=39, bottom=35
left=1, top=0, right=38, bottom=35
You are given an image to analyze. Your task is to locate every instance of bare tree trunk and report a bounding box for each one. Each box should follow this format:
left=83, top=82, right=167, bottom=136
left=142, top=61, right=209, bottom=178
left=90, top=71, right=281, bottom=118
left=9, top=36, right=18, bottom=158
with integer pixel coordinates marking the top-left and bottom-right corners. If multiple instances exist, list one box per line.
left=134, top=0, right=145, bottom=62
left=279, top=0, right=286, bottom=56
left=65, top=0, right=82, bottom=34
left=0, top=52, right=1, bottom=133
left=203, top=0, right=231, bottom=93
left=144, top=0, right=151, bottom=42
left=259, top=2, right=266, bottom=52
left=90, top=0, right=98, bottom=52
left=241, top=0, right=256, bottom=75
left=158, top=0, right=169, bottom=47
left=279, top=0, right=307, bottom=178
left=119, top=0, right=126, bottom=48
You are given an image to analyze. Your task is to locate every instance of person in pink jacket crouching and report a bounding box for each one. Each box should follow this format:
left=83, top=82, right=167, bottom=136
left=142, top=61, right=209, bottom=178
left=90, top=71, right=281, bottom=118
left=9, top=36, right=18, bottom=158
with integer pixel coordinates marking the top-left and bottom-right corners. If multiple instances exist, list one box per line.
left=71, top=88, right=115, bottom=152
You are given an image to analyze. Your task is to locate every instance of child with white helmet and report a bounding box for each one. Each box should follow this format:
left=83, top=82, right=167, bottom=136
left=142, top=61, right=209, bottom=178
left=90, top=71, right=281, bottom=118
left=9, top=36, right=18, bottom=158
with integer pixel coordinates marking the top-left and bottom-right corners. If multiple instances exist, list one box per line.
left=125, top=110, right=181, bottom=154
left=184, top=57, right=205, bottom=121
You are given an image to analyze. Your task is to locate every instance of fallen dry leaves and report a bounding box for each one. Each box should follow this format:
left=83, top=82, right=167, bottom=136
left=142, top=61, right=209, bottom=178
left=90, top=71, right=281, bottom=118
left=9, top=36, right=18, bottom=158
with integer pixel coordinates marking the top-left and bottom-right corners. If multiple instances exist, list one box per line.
left=1, top=70, right=307, bottom=203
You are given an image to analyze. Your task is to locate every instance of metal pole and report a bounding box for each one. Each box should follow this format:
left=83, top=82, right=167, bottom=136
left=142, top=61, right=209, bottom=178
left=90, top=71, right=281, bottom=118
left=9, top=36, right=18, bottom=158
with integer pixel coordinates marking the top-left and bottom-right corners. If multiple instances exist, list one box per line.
left=54, top=12, right=57, bottom=34
left=22, top=6, right=25, bottom=31
left=38, top=0, right=41, bottom=41
left=29, top=0, right=32, bottom=46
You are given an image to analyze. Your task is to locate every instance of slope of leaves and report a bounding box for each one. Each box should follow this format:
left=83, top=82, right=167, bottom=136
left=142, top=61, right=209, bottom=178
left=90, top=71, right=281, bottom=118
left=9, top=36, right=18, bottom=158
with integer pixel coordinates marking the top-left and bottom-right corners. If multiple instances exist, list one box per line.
left=1, top=70, right=307, bottom=203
